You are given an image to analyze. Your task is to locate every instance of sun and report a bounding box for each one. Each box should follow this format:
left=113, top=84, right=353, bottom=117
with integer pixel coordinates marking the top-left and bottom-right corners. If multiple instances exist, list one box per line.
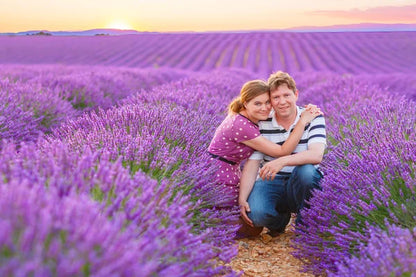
left=106, top=20, right=134, bottom=30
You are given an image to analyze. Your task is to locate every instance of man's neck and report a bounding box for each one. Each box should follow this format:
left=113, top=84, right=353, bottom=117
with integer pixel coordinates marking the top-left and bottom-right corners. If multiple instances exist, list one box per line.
left=275, top=109, right=298, bottom=130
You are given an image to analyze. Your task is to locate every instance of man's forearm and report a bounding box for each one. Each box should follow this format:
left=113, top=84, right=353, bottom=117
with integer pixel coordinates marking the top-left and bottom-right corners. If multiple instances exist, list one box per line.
left=260, top=143, right=325, bottom=178
left=279, top=145, right=324, bottom=167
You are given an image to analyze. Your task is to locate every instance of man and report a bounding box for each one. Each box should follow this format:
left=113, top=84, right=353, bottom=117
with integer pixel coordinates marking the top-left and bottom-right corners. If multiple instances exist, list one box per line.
left=238, top=71, right=326, bottom=237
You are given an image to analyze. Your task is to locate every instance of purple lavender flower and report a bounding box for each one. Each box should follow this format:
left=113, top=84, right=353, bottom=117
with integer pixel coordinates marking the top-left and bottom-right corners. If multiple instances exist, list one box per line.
left=122, top=67, right=256, bottom=116
left=0, top=101, right=41, bottom=146
left=0, top=77, right=77, bottom=132
left=1, top=32, right=416, bottom=276
left=332, top=224, right=416, bottom=277
left=0, top=64, right=190, bottom=112
left=292, top=75, right=416, bottom=275
left=0, top=182, right=157, bottom=276
left=0, top=140, right=239, bottom=276
left=1, top=32, right=416, bottom=73
left=50, top=100, right=240, bottom=250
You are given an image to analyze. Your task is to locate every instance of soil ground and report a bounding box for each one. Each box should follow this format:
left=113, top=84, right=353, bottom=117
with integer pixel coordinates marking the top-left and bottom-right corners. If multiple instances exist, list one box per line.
left=229, top=217, right=313, bottom=277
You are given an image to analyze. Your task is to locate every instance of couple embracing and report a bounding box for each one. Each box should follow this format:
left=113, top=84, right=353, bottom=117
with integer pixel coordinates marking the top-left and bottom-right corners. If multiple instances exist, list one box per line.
left=208, top=71, right=326, bottom=238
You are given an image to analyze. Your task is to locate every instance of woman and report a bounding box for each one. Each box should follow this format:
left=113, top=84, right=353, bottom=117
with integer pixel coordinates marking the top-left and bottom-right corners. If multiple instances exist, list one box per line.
left=208, top=80, right=320, bottom=234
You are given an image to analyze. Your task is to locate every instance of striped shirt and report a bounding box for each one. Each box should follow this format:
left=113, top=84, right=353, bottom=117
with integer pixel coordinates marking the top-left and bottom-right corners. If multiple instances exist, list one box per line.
left=250, top=106, right=327, bottom=176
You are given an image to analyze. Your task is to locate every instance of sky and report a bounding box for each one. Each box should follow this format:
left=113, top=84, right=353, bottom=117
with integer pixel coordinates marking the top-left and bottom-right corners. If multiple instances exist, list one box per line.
left=1, top=0, right=416, bottom=32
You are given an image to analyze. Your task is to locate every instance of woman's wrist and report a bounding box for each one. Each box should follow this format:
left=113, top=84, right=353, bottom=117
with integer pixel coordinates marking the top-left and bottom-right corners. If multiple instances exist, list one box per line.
left=298, top=117, right=308, bottom=126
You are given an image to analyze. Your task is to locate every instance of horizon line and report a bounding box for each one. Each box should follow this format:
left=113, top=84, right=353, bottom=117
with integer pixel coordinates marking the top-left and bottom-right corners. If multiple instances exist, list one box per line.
left=1, top=22, right=416, bottom=34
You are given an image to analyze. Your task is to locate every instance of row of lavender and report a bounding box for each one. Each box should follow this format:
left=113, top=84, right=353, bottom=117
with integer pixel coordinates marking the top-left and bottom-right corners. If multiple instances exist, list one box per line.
left=0, top=64, right=190, bottom=143
left=292, top=72, right=416, bottom=276
left=1, top=64, right=416, bottom=275
left=1, top=31, right=415, bottom=74
left=0, top=65, right=256, bottom=276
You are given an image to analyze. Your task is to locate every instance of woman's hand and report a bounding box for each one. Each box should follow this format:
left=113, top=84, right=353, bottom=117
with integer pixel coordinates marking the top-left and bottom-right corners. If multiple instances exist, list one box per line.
left=300, top=104, right=323, bottom=125
left=259, top=158, right=286, bottom=180
left=239, top=200, right=254, bottom=227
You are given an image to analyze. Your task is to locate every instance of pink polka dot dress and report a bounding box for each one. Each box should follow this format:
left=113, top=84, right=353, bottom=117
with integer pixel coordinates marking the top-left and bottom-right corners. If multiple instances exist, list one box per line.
left=208, top=113, right=260, bottom=207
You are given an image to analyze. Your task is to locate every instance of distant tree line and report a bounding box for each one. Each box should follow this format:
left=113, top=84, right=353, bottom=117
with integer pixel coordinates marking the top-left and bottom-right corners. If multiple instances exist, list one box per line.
left=28, top=31, right=52, bottom=36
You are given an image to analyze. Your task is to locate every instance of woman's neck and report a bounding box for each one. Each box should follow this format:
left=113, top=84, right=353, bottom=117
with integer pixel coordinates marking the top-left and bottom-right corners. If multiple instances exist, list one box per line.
left=239, top=110, right=258, bottom=124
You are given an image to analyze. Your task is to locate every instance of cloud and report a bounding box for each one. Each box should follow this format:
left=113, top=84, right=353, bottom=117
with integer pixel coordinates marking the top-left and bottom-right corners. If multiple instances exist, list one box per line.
left=309, top=4, right=416, bottom=22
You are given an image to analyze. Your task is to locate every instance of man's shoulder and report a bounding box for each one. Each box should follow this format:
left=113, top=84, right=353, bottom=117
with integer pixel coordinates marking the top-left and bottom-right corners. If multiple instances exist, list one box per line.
left=310, top=114, right=326, bottom=126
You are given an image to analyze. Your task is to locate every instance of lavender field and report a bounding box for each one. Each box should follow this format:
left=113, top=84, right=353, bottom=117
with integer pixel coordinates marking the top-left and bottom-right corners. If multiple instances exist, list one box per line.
left=1, top=31, right=416, bottom=276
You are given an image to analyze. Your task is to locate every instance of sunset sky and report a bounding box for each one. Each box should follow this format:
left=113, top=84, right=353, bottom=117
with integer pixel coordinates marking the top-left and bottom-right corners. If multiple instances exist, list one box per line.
left=1, top=0, right=416, bottom=32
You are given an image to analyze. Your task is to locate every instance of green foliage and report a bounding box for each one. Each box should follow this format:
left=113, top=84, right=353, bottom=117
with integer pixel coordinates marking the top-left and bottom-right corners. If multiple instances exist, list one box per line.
left=385, top=177, right=416, bottom=229
left=91, top=184, right=105, bottom=202
left=122, top=159, right=184, bottom=182
left=1, top=246, right=13, bottom=258
left=90, top=184, right=117, bottom=208
left=82, top=262, right=91, bottom=277
left=67, top=90, right=93, bottom=110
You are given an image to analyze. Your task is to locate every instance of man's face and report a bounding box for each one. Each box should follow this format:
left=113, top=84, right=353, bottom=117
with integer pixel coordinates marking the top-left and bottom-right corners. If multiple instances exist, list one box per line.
left=270, top=83, right=298, bottom=119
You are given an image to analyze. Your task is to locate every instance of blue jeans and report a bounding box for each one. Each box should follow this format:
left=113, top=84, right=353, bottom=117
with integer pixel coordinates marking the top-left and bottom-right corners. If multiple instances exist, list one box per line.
left=247, top=164, right=323, bottom=232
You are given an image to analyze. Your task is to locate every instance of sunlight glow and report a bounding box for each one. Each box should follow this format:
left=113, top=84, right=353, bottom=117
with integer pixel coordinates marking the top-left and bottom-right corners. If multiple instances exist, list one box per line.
left=106, top=20, right=133, bottom=30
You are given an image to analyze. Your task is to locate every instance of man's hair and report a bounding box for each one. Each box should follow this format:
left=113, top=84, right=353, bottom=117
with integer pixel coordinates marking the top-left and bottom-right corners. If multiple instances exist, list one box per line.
left=267, top=71, right=297, bottom=93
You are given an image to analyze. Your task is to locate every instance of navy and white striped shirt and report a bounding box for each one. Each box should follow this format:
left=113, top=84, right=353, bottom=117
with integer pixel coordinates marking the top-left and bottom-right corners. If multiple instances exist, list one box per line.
left=250, top=106, right=327, bottom=176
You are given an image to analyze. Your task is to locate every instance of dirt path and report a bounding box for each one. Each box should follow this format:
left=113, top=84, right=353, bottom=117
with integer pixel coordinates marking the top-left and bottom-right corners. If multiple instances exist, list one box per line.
left=229, top=218, right=313, bottom=277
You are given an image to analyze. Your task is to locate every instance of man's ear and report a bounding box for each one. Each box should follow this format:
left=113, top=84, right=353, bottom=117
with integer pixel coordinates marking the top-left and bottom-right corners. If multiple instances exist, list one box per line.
left=294, top=89, right=299, bottom=99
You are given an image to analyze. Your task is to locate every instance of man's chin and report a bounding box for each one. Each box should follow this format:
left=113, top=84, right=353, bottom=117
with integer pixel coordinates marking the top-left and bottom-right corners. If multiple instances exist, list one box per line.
left=275, top=110, right=288, bottom=116
left=274, top=108, right=294, bottom=117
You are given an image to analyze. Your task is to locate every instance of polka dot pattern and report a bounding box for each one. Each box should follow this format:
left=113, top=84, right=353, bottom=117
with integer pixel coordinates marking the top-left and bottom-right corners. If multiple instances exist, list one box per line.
left=208, top=114, right=260, bottom=205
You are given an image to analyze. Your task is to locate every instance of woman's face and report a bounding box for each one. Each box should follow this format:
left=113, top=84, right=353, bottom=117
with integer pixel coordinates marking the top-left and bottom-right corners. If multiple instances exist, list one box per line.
left=244, top=93, right=271, bottom=122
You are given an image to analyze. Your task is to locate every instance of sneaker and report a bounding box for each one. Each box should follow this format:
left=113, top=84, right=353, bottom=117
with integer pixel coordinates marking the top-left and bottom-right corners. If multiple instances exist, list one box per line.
left=260, top=229, right=284, bottom=243
left=260, top=233, right=273, bottom=243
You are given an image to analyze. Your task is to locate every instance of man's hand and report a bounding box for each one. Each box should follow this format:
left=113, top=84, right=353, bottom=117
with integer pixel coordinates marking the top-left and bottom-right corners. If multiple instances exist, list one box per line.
left=259, top=157, right=286, bottom=180
left=260, top=143, right=325, bottom=180
left=239, top=201, right=254, bottom=227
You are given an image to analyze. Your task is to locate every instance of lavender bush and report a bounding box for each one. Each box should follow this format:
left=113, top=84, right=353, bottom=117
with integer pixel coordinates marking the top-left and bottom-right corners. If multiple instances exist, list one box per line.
left=332, top=224, right=416, bottom=277
left=0, top=182, right=149, bottom=276
left=122, top=68, right=256, bottom=115
left=0, top=140, right=238, bottom=276
left=0, top=77, right=77, bottom=132
left=1, top=67, right=249, bottom=275
left=0, top=92, right=41, bottom=145
left=0, top=64, right=190, bottom=111
left=50, top=72, right=249, bottom=250
left=1, top=29, right=416, bottom=275
left=292, top=75, right=416, bottom=275
left=0, top=64, right=190, bottom=145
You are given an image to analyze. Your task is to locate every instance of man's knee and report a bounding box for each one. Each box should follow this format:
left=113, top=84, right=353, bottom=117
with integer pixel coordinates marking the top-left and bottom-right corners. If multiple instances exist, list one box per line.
left=292, top=164, right=322, bottom=188
left=247, top=207, right=276, bottom=228
left=293, top=164, right=316, bottom=180
left=287, top=165, right=323, bottom=212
